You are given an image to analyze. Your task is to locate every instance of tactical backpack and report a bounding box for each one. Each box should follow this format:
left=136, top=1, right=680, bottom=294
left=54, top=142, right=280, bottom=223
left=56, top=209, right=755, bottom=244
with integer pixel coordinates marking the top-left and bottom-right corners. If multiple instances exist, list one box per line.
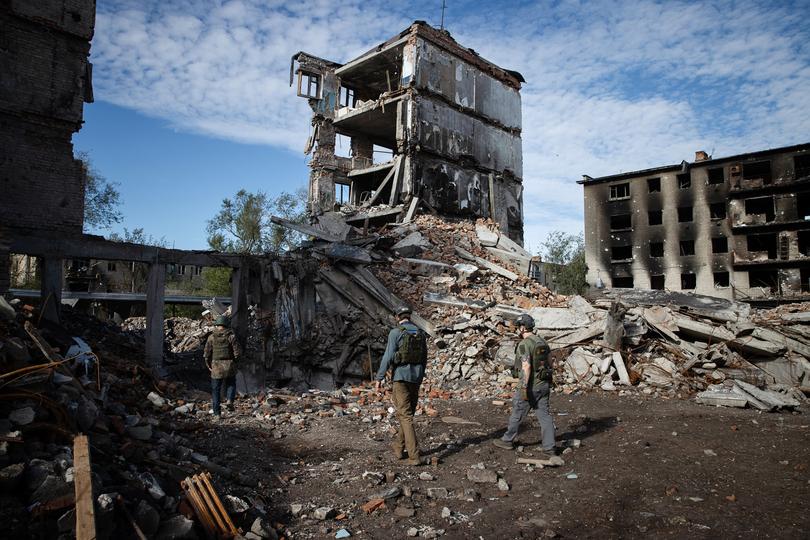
left=394, top=325, right=428, bottom=365
left=512, top=335, right=552, bottom=383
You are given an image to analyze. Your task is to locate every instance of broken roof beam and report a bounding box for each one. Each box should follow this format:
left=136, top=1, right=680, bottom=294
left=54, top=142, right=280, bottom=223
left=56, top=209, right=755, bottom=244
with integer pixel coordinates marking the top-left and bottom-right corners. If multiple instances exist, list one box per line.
left=423, top=292, right=488, bottom=310
left=270, top=216, right=343, bottom=243
left=362, top=156, right=400, bottom=208
left=455, top=246, right=518, bottom=281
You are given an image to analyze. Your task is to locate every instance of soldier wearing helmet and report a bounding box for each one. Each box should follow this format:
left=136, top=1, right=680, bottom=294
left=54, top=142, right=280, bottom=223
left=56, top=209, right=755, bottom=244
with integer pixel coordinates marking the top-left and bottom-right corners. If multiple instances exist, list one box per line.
left=375, top=305, right=427, bottom=465
left=204, top=315, right=243, bottom=419
left=492, top=313, right=556, bottom=458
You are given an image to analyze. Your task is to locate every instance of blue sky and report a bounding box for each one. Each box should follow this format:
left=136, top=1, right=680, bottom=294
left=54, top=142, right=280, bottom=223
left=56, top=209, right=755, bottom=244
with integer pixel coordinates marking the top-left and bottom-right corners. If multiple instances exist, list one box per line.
left=76, top=0, right=810, bottom=253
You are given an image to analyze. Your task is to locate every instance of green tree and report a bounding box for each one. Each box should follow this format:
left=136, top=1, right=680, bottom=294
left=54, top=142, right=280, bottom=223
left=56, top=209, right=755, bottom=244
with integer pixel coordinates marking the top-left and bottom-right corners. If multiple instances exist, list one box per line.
left=206, top=188, right=307, bottom=255
left=79, top=152, right=123, bottom=231
left=540, top=231, right=588, bottom=296
left=201, top=267, right=232, bottom=296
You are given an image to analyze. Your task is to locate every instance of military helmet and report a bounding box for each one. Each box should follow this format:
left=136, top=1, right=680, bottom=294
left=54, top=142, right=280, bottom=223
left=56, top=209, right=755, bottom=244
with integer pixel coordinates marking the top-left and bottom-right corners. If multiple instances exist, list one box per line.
left=214, top=315, right=230, bottom=327
left=395, top=306, right=412, bottom=317
left=516, top=314, right=535, bottom=329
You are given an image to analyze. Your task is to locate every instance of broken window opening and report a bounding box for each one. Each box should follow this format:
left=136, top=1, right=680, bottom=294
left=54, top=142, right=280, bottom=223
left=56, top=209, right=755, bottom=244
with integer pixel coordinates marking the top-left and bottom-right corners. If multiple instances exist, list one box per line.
left=339, top=86, right=357, bottom=108
left=677, top=173, right=691, bottom=189
left=746, top=233, right=778, bottom=259
left=647, top=177, right=661, bottom=193
left=709, top=202, right=726, bottom=220
left=648, top=210, right=662, bottom=226
left=802, top=268, right=810, bottom=292
left=650, top=274, right=665, bottom=290
left=748, top=269, right=778, bottom=292
left=712, top=237, right=728, bottom=253
left=681, top=273, right=696, bottom=290
left=610, top=214, right=632, bottom=230
left=744, top=196, right=775, bottom=222
left=679, top=240, right=695, bottom=256
left=678, top=206, right=693, bottom=222
left=714, top=271, right=730, bottom=287
left=297, top=70, right=321, bottom=99
left=797, top=192, right=810, bottom=220
left=611, top=245, right=633, bottom=261
left=799, top=231, right=810, bottom=256
left=779, top=235, right=790, bottom=260
left=612, top=276, right=634, bottom=288
left=707, top=167, right=725, bottom=185
left=795, top=154, right=810, bottom=180
left=335, top=182, right=350, bottom=205
left=107, top=262, right=116, bottom=272
left=650, top=242, right=664, bottom=258
left=742, top=160, right=772, bottom=185
left=609, top=183, right=630, bottom=200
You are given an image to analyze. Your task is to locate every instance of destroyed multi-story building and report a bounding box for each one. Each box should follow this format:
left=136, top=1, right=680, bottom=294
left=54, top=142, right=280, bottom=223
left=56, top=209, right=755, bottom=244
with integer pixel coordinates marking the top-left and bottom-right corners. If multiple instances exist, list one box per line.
left=581, top=143, right=810, bottom=300
left=290, top=21, right=526, bottom=243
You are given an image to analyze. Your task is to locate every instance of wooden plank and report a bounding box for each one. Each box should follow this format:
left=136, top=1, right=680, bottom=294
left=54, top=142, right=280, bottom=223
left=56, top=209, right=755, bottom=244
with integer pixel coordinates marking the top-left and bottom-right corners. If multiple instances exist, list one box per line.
left=363, top=156, right=399, bottom=208
left=454, top=246, right=518, bottom=281
left=388, top=155, right=404, bottom=206
left=403, top=197, right=419, bottom=223
left=73, top=434, right=96, bottom=540
left=145, top=263, right=166, bottom=370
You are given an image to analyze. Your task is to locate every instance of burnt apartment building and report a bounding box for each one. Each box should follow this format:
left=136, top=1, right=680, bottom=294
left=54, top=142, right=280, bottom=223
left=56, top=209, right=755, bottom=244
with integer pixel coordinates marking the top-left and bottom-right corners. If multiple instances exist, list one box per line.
left=291, top=21, right=526, bottom=243
left=581, top=143, right=810, bottom=300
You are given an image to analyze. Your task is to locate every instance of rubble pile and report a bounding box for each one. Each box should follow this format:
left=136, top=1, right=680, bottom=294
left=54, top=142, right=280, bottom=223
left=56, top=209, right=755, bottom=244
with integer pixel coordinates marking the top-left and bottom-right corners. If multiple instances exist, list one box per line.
left=122, top=316, right=215, bottom=355
left=0, top=300, right=289, bottom=539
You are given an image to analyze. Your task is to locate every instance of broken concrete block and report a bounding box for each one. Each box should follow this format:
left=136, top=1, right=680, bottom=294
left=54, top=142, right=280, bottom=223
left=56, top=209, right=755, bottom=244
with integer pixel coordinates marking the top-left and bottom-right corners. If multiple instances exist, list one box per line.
left=393, top=231, right=432, bottom=257
left=9, top=407, right=35, bottom=426
left=156, top=515, right=196, bottom=540
left=426, top=487, right=449, bottom=498
left=314, top=507, right=336, bottom=520
left=453, top=263, right=479, bottom=281
left=696, top=387, right=749, bottom=408
left=475, top=224, right=500, bottom=247
left=613, top=351, right=630, bottom=385
left=403, top=258, right=454, bottom=276
left=527, top=307, right=591, bottom=330
left=127, top=425, right=153, bottom=441
left=147, top=392, right=166, bottom=408
left=466, top=468, right=498, bottom=483
left=423, top=292, right=487, bottom=310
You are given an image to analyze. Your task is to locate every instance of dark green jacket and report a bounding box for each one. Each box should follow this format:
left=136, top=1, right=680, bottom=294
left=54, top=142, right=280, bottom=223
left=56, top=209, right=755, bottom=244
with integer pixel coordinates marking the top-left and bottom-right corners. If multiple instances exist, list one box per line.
left=516, top=334, right=551, bottom=388
left=376, top=322, right=426, bottom=384
left=204, top=328, right=242, bottom=379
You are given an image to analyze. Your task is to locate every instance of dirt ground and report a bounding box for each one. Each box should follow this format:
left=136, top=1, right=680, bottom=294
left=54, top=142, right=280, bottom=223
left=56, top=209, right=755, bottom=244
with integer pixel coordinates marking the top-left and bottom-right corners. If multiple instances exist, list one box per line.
left=186, top=391, right=810, bottom=539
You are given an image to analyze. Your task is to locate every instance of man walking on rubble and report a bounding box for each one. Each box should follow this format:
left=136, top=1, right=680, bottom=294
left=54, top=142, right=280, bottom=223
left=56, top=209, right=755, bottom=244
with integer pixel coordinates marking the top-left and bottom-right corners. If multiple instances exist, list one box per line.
left=375, top=306, right=427, bottom=466
left=493, top=314, right=557, bottom=457
left=204, top=315, right=243, bottom=419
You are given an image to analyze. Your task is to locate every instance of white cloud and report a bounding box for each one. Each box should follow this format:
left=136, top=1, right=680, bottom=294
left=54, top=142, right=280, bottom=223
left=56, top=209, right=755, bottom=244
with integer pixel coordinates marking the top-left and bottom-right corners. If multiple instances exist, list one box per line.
left=90, top=0, right=810, bottom=249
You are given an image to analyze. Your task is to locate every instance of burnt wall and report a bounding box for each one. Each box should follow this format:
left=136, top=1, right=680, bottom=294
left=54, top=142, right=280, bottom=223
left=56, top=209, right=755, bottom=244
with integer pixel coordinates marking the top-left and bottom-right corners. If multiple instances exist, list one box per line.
left=0, top=1, right=95, bottom=237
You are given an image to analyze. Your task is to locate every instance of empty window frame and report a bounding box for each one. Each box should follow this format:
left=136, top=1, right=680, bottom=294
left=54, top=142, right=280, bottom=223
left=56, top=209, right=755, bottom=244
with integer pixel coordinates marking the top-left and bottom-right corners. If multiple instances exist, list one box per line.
left=610, top=213, right=632, bottom=230
left=611, top=245, right=633, bottom=261
left=609, top=183, right=630, bottom=200
left=339, top=86, right=356, bottom=108
left=677, top=173, right=691, bottom=189
left=648, top=210, right=663, bottom=226
left=680, top=240, right=695, bottom=256
left=743, top=160, right=772, bottom=184
left=335, top=182, right=350, bottom=205
left=749, top=269, right=778, bottom=291
left=297, top=71, right=321, bottom=99
left=107, top=262, right=116, bottom=272
left=795, top=154, right=810, bottom=180
left=647, top=177, right=661, bottom=193
left=678, top=206, right=693, bottom=222
left=612, top=276, right=634, bottom=288
left=799, top=230, right=810, bottom=256
left=193, top=266, right=202, bottom=276
left=712, top=237, right=728, bottom=253
left=744, top=196, right=775, bottom=222
left=177, top=265, right=186, bottom=275
left=650, top=274, right=665, bottom=290
left=746, top=233, right=778, bottom=259
left=802, top=267, right=810, bottom=292
left=650, top=242, right=664, bottom=257
left=714, top=271, right=730, bottom=287
left=797, top=192, right=810, bottom=220
left=709, top=202, right=727, bottom=219
left=681, top=273, right=697, bottom=289
left=707, top=167, right=725, bottom=185
left=779, top=235, right=790, bottom=260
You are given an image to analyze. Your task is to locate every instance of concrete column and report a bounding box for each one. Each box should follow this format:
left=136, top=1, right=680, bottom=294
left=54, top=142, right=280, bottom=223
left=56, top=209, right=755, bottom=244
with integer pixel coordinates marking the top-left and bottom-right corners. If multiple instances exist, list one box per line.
left=0, top=246, right=9, bottom=294
left=39, top=257, right=63, bottom=323
left=145, top=263, right=165, bottom=371
left=230, top=262, right=248, bottom=343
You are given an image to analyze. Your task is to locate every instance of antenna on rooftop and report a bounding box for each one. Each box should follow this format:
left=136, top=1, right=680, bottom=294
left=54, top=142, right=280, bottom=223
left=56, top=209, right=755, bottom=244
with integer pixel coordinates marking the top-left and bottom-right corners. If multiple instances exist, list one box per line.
left=440, top=0, right=447, bottom=30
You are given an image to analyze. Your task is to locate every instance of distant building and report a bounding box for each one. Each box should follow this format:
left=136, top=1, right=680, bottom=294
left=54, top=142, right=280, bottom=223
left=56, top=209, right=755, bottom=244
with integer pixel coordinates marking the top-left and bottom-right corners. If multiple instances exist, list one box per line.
left=291, top=21, right=526, bottom=243
left=580, top=143, right=810, bottom=300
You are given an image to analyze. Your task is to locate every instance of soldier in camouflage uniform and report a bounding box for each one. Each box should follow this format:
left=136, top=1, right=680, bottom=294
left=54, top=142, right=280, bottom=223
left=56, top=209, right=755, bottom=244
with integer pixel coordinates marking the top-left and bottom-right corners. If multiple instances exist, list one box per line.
left=493, top=314, right=556, bottom=458
left=375, top=306, right=427, bottom=466
left=204, top=315, right=243, bottom=418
